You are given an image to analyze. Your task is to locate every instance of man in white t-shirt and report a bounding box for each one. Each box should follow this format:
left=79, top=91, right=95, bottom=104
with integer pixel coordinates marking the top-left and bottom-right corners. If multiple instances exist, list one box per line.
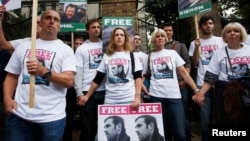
left=74, top=18, right=105, bottom=141
left=0, top=6, right=41, bottom=50
left=189, top=15, right=225, bottom=141
left=3, top=10, right=76, bottom=141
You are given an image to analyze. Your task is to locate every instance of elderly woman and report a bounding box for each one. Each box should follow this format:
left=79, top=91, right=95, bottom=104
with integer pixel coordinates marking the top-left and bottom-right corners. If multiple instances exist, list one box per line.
left=193, top=22, right=250, bottom=124
left=81, top=27, right=142, bottom=109
left=142, top=29, right=199, bottom=141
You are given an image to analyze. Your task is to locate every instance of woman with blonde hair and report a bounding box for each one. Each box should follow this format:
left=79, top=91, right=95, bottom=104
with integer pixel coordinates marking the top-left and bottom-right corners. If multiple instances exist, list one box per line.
left=142, top=28, right=199, bottom=141
left=193, top=22, right=250, bottom=124
left=81, top=27, right=142, bottom=109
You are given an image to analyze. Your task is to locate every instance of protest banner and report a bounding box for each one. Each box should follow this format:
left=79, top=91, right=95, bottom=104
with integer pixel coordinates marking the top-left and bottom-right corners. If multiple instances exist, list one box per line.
left=102, top=17, right=134, bottom=52
left=98, top=103, right=164, bottom=141
left=59, top=0, right=87, bottom=32
left=178, top=0, right=212, bottom=19
left=0, top=0, right=21, bottom=11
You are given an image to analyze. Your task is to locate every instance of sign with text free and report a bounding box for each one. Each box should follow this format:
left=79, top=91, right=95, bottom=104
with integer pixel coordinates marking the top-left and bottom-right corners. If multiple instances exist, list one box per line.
left=102, top=17, right=134, bottom=52
left=178, top=0, right=212, bottom=19
left=98, top=103, right=164, bottom=141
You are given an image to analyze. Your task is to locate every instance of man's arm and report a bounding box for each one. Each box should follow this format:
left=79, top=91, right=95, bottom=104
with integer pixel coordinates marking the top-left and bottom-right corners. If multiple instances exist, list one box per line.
left=26, top=59, right=74, bottom=88
left=0, top=6, right=14, bottom=50
left=3, top=73, right=18, bottom=115
left=191, top=38, right=201, bottom=67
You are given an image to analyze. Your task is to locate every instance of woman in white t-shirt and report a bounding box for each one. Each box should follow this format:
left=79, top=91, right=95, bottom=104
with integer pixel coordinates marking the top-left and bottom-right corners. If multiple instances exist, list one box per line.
left=193, top=22, right=250, bottom=125
left=81, top=27, right=142, bottom=109
left=142, top=29, right=199, bottom=141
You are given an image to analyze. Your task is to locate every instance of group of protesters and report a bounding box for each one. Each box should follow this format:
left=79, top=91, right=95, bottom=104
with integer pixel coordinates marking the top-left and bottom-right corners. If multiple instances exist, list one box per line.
left=1, top=4, right=250, bottom=141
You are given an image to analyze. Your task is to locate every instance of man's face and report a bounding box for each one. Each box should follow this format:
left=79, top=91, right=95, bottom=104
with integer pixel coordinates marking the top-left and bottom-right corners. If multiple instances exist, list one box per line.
left=163, top=26, right=173, bottom=40
left=74, top=38, right=83, bottom=48
left=104, top=119, right=119, bottom=141
left=65, top=6, right=75, bottom=19
left=111, top=65, right=119, bottom=76
left=134, top=35, right=141, bottom=47
left=135, top=118, right=151, bottom=141
left=200, top=19, right=214, bottom=36
left=203, top=51, right=212, bottom=60
left=87, top=22, right=101, bottom=39
left=39, top=10, right=60, bottom=39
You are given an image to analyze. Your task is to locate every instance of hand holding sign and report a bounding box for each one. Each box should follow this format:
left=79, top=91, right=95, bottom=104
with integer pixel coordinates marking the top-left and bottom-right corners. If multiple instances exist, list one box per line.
left=0, top=0, right=21, bottom=11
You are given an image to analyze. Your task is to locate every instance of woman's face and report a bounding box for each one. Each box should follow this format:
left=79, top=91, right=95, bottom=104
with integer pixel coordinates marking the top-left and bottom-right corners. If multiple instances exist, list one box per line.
left=224, top=28, right=241, bottom=45
left=114, top=29, right=125, bottom=48
left=154, top=32, right=166, bottom=48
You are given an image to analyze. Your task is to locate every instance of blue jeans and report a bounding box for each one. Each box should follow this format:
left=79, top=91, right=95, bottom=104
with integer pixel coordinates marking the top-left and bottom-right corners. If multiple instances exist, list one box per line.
left=180, top=87, right=191, bottom=141
left=150, top=96, right=186, bottom=141
left=5, top=114, right=66, bottom=141
left=198, top=87, right=213, bottom=141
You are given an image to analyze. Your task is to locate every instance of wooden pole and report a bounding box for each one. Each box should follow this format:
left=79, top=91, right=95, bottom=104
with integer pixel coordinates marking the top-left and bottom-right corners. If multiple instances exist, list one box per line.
left=71, top=32, right=74, bottom=50
left=29, top=0, right=38, bottom=108
left=194, top=15, right=201, bottom=58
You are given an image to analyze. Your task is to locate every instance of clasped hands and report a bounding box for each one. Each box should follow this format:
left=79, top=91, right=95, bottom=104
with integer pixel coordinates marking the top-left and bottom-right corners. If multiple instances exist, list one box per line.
left=192, top=91, right=205, bottom=106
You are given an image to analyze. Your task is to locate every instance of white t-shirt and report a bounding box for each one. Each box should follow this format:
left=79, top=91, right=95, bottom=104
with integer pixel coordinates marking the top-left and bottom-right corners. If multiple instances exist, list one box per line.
left=207, top=44, right=250, bottom=81
left=189, top=36, right=225, bottom=86
left=148, top=49, right=185, bottom=99
left=5, top=39, right=76, bottom=123
left=134, top=51, right=148, bottom=73
left=98, top=51, right=142, bottom=103
left=74, top=39, right=105, bottom=93
left=10, top=38, right=31, bottom=49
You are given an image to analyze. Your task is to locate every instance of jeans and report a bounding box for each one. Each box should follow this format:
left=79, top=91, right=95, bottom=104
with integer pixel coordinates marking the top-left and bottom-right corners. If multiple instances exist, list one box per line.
left=180, top=87, right=191, bottom=141
left=80, top=91, right=105, bottom=141
left=5, top=114, right=66, bottom=141
left=198, top=87, right=213, bottom=141
left=150, top=96, right=186, bottom=141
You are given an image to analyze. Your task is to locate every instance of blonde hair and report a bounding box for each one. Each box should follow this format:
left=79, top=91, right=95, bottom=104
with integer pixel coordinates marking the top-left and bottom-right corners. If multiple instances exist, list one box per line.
left=107, top=27, right=132, bottom=56
left=221, top=22, right=248, bottom=43
left=150, top=28, right=168, bottom=45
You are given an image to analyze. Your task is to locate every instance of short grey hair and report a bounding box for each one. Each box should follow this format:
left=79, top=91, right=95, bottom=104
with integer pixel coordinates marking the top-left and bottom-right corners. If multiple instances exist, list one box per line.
left=221, top=22, right=248, bottom=43
left=150, top=28, right=168, bottom=44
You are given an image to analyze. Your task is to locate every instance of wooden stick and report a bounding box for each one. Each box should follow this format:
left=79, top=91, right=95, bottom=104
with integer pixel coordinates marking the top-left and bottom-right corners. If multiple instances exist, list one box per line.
left=194, top=15, right=201, bottom=58
left=71, top=32, right=74, bottom=50
left=29, top=0, right=38, bottom=108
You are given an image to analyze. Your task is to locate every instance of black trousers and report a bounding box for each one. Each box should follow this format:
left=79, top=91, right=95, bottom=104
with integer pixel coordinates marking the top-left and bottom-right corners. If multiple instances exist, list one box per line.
left=80, top=91, right=105, bottom=141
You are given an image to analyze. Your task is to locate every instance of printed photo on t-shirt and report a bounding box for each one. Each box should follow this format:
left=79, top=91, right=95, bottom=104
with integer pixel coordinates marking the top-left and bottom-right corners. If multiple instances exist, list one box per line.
left=108, top=58, right=129, bottom=83
left=227, top=56, right=250, bottom=80
left=89, top=48, right=103, bottom=69
left=152, top=56, right=173, bottom=79
left=22, top=49, right=55, bottom=85
left=201, top=45, right=217, bottom=65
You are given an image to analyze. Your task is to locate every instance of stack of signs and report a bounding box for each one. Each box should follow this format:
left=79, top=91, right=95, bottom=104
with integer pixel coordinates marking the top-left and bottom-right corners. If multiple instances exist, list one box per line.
left=59, top=0, right=87, bottom=32
left=102, top=17, right=134, bottom=53
left=98, top=103, right=165, bottom=141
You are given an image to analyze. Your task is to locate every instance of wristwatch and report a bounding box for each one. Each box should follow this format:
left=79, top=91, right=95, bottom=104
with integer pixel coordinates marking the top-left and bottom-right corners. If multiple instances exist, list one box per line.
left=42, top=69, right=52, bottom=80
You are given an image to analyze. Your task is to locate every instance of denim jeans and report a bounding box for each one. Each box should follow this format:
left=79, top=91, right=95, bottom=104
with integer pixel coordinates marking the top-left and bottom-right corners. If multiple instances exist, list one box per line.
left=198, top=87, right=213, bottom=141
left=150, top=96, right=186, bottom=141
left=5, top=114, right=66, bottom=141
left=180, top=87, right=191, bottom=141
left=80, top=91, right=105, bottom=141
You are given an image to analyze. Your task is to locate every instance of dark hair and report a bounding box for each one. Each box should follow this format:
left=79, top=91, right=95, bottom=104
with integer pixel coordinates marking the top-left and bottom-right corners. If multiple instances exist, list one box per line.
left=135, top=115, right=158, bottom=130
left=134, top=33, right=140, bottom=36
left=105, top=116, right=125, bottom=130
left=199, top=15, right=214, bottom=27
left=85, top=18, right=101, bottom=30
left=160, top=22, right=173, bottom=29
left=74, top=36, right=84, bottom=41
left=65, top=4, right=75, bottom=12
